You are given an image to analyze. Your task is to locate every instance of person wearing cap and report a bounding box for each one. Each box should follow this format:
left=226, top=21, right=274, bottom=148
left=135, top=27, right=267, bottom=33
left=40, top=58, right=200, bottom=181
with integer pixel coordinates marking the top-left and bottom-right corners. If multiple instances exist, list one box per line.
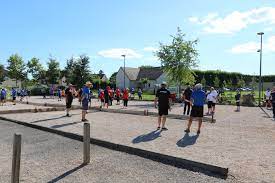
left=154, top=81, right=171, bottom=131
left=270, top=87, right=275, bottom=119
left=65, top=84, right=74, bottom=117
left=185, top=83, right=206, bottom=134
left=265, top=88, right=271, bottom=109
left=235, top=90, right=241, bottom=112
left=81, top=81, right=92, bottom=121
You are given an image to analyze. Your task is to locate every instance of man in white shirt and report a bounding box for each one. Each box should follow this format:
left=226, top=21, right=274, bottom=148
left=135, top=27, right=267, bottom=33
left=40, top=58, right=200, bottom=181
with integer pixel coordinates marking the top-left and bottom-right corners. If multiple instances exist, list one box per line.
left=265, top=88, right=271, bottom=109
left=206, top=87, right=218, bottom=115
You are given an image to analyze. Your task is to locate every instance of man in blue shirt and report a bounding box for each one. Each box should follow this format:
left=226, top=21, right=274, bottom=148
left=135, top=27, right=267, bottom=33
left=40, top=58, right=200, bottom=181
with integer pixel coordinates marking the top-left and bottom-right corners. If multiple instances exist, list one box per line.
left=11, top=88, right=17, bottom=105
left=185, top=83, right=206, bottom=134
left=0, top=88, right=6, bottom=106
left=81, top=81, right=92, bottom=122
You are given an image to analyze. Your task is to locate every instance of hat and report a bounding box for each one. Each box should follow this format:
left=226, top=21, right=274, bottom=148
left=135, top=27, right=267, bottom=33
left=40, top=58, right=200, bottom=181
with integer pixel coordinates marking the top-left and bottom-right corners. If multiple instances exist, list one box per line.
left=161, top=81, right=167, bottom=85
left=68, top=83, right=73, bottom=86
left=85, top=81, right=92, bottom=86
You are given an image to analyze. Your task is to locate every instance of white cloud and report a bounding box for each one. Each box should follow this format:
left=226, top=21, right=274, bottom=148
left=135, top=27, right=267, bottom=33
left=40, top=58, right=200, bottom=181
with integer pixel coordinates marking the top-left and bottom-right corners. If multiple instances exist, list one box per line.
left=230, top=35, right=275, bottom=54
left=143, top=47, right=158, bottom=52
left=98, top=48, right=143, bottom=59
left=264, top=27, right=273, bottom=32
left=189, top=7, right=275, bottom=34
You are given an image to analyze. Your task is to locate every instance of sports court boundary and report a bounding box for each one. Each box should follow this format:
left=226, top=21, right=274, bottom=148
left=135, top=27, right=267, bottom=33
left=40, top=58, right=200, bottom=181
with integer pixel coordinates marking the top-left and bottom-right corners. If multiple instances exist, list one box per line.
left=0, top=116, right=228, bottom=179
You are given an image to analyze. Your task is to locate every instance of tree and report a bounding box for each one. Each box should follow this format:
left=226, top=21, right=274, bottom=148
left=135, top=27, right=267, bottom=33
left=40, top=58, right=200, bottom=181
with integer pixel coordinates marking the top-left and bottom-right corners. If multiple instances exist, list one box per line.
left=213, top=76, right=220, bottom=88
left=47, top=57, right=60, bottom=84
left=237, top=78, right=245, bottom=88
left=71, top=55, right=91, bottom=88
left=251, top=76, right=257, bottom=91
left=27, top=57, right=44, bottom=82
left=7, top=54, right=26, bottom=86
left=109, top=72, right=117, bottom=85
left=98, top=70, right=104, bottom=75
left=201, top=76, right=206, bottom=87
left=0, top=64, right=5, bottom=82
left=156, top=27, right=199, bottom=90
left=62, top=57, right=75, bottom=84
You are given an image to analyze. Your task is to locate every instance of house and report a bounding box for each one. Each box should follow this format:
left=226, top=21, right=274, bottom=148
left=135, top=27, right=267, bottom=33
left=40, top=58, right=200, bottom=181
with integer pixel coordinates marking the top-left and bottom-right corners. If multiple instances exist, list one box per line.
left=91, top=74, right=108, bottom=82
left=1, top=77, right=22, bottom=89
left=116, top=67, right=167, bottom=91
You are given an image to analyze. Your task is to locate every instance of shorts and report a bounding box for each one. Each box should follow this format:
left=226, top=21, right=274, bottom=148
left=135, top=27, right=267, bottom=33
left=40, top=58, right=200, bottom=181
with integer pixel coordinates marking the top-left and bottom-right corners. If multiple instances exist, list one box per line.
left=158, top=106, right=169, bottom=116
left=207, top=101, right=215, bottom=108
left=82, top=99, right=89, bottom=111
left=13, top=97, right=16, bottom=101
left=66, top=99, right=73, bottom=108
left=100, top=99, right=104, bottom=103
left=191, top=106, right=204, bottom=118
left=236, top=102, right=240, bottom=106
left=104, top=97, right=109, bottom=104
left=116, top=96, right=120, bottom=101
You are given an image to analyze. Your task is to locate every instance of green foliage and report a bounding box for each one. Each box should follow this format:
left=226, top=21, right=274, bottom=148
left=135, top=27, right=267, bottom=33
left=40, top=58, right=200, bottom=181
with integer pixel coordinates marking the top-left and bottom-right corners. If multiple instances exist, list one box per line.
left=0, top=64, right=5, bottom=82
left=156, top=27, right=198, bottom=86
left=109, top=72, right=117, bottom=84
left=27, top=57, right=44, bottom=82
left=47, top=57, right=60, bottom=84
left=213, top=76, right=220, bottom=88
left=237, top=77, right=246, bottom=88
left=201, top=76, right=206, bottom=87
left=7, top=54, right=27, bottom=86
left=251, top=76, right=257, bottom=90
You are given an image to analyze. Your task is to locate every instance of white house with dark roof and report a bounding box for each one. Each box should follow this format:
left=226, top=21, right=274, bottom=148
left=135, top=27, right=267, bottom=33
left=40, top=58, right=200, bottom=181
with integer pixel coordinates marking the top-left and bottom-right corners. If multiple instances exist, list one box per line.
left=116, top=67, right=167, bottom=91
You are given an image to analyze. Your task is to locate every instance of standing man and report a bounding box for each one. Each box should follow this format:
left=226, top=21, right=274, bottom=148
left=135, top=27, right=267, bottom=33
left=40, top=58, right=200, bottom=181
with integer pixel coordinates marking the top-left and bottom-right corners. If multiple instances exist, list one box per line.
left=235, top=90, right=241, bottom=112
left=65, top=84, right=74, bottom=117
left=154, top=82, right=171, bottom=131
left=138, top=88, right=143, bottom=100
left=182, top=86, right=193, bottom=115
left=57, top=88, right=62, bottom=101
left=122, top=88, right=129, bottom=108
left=104, top=86, right=110, bottom=108
left=184, top=83, right=206, bottom=134
left=265, top=88, right=271, bottom=109
left=270, top=87, right=275, bottom=119
left=11, top=88, right=17, bottom=105
left=206, top=87, right=218, bottom=115
left=115, top=88, right=121, bottom=105
left=81, top=81, right=92, bottom=122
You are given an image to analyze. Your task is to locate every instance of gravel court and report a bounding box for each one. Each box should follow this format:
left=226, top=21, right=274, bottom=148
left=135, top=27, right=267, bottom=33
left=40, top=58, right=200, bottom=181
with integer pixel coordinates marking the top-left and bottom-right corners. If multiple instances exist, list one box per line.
left=0, top=120, right=237, bottom=183
left=1, top=105, right=275, bottom=183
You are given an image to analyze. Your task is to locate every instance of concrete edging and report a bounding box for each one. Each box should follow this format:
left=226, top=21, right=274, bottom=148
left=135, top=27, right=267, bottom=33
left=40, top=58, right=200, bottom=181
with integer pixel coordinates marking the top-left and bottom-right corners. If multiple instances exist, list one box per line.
left=0, top=116, right=228, bottom=179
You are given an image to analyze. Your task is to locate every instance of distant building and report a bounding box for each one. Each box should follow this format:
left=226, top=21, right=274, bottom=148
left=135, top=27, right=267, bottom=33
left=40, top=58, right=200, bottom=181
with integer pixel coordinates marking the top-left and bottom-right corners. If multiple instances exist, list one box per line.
left=116, top=67, right=167, bottom=91
left=1, top=77, right=22, bottom=89
left=91, top=74, right=108, bottom=82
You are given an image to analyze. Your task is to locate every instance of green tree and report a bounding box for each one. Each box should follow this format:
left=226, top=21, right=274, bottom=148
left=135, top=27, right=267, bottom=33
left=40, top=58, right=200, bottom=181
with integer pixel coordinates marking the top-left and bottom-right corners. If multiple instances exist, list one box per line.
left=237, top=78, right=245, bottom=88
left=71, top=55, right=91, bottom=88
left=251, top=76, right=257, bottom=91
left=47, top=57, right=60, bottom=84
left=27, top=57, right=44, bottom=82
left=109, top=72, right=117, bottom=85
left=213, top=76, right=220, bottom=88
left=0, top=64, right=6, bottom=82
left=7, top=54, right=26, bottom=86
left=62, top=57, right=75, bottom=84
left=156, top=27, right=199, bottom=89
left=140, top=78, right=149, bottom=88
left=201, top=76, right=206, bottom=87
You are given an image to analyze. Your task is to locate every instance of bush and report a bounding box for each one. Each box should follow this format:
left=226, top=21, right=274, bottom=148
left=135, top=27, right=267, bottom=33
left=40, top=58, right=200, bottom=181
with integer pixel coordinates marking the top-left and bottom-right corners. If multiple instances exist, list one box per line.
left=31, top=86, right=50, bottom=96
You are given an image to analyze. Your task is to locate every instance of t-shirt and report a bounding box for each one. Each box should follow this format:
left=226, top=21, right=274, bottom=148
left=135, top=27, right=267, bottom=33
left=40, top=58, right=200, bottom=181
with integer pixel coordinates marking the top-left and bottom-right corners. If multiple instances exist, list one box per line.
left=156, top=88, right=171, bottom=108
left=123, top=91, right=129, bottom=100
left=104, top=89, right=109, bottom=99
left=65, top=88, right=73, bottom=100
left=82, top=87, right=90, bottom=100
left=58, top=89, right=61, bottom=95
left=183, top=88, right=192, bottom=100
left=265, top=91, right=271, bottom=99
left=1, top=90, right=6, bottom=97
left=191, top=90, right=206, bottom=107
left=271, top=92, right=275, bottom=103
left=116, top=90, right=120, bottom=97
left=12, top=89, right=16, bottom=97
left=207, top=90, right=218, bottom=103
left=235, top=93, right=241, bottom=102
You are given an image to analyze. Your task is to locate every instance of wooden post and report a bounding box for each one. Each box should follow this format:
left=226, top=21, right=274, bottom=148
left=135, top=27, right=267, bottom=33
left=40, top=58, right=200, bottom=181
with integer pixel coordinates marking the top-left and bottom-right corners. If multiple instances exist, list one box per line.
left=11, top=134, right=21, bottom=183
left=83, top=123, right=90, bottom=164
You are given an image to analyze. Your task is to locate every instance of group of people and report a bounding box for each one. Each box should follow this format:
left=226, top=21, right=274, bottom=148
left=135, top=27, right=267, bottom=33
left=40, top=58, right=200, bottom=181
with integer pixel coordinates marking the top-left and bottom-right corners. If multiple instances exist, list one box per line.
left=0, top=88, right=27, bottom=105
left=99, top=87, right=130, bottom=108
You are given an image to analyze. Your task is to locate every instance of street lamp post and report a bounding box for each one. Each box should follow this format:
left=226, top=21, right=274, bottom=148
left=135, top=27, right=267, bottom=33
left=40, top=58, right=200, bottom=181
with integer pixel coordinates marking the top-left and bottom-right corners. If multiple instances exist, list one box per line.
left=257, top=32, right=264, bottom=106
left=121, top=54, right=126, bottom=89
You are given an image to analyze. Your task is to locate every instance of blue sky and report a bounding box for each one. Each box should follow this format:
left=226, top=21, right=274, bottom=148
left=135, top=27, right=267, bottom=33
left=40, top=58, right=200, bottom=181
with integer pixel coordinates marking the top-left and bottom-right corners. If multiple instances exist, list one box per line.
left=1, top=0, right=275, bottom=77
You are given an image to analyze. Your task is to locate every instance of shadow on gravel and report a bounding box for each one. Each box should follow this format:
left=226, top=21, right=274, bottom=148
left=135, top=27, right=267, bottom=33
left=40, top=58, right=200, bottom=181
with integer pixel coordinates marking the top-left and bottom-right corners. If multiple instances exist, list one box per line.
left=132, top=130, right=161, bottom=144
left=30, top=115, right=77, bottom=124
left=47, top=163, right=86, bottom=183
left=176, top=133, right=199, bottom=148
left=51, top=121, right=83, bottom=129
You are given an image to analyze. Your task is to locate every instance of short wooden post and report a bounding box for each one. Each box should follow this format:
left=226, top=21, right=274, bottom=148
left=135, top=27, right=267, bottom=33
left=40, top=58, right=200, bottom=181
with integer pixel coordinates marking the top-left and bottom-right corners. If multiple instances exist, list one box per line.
left=11, top=134, right=22, bottom=183
left=83, top=123, right=90, bottom=164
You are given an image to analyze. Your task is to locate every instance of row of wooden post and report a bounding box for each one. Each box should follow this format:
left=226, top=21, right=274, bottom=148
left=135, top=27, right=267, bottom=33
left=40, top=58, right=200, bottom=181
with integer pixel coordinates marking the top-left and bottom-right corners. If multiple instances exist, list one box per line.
left=11, top=123, right=91, bottom=183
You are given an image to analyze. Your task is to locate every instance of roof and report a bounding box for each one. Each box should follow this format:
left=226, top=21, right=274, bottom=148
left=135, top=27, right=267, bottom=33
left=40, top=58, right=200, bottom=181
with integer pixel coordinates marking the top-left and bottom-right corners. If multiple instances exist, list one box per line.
left=91, top=74, right=107, bottom=80
left=137, top=67, right=163, bottom=80
left=122, top=67, right=140, bottom=81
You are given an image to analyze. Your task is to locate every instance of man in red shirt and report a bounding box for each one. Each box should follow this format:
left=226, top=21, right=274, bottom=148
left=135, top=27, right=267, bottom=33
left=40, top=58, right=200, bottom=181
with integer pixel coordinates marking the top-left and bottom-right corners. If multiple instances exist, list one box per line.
left=99, top=89, right=104, bottom=108
left=123, top=88, right=129, bottom=108
left=115, top=88, right=121, bottom=105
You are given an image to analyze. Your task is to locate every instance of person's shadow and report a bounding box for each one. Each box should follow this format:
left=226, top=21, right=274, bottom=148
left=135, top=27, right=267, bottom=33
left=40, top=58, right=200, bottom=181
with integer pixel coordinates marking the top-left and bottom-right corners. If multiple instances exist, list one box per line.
left=132, top=130, right=161, bottom=144
left=176, top=133, right=199, bottom=148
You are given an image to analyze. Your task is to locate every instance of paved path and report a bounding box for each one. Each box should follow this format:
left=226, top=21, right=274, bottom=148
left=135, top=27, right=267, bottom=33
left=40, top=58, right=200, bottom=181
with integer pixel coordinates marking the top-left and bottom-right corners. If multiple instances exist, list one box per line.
left=0, top=120, right=236, bottom=183
left=2, top=106, right=275, bottom=183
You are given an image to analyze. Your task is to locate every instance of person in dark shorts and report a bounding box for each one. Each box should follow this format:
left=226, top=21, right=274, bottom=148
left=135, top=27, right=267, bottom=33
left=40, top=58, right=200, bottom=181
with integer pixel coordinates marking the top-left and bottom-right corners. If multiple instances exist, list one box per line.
left=154, top=82, right=171, bottom=131
left=81, top=81, right=92, bottom=122
left=104, top=87, right=110, bottom=108
left=122, top=88, right=129, bottom=108
left=185, top=83, right=206, bottom=134
left=11, top=88, right=17, bottom=105
left=115, top=88, right=121, bottom=105
left=183, top=86, right=193, bottom=115
left=235, top=90, right=241, bottom=112
left=1, top=88, right=6, bottom=106
left=57, top=88, right=62, bottom=101
left=65, top=84, right=74, bottom=117
left=270, top=87, right=275, bottom=119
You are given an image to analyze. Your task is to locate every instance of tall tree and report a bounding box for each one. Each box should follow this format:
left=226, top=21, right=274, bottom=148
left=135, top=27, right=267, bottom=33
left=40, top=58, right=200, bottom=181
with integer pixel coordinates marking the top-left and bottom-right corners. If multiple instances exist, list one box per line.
left=156, top=27, right=199, bottom=89
left=47, top=57, right=60, bottom=84
left=7, top=54, right=26, bottom=86
left=109, top=72, right=117, bottom=85
left=71, top=55, right=91, bottom=88
left=237, top=78, right=245, bottom=88
left=27, top=57, right=43, bottom=82
left=62, top=57, right=75, bottom=84
left=251, top=76, right=257, bottom=91
left=98, top=70, right=104, bottom=76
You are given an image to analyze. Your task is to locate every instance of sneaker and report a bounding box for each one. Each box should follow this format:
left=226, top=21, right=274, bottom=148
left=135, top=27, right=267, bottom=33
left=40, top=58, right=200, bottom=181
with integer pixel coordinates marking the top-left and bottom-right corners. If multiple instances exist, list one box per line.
left=161, top=127, right=168, bottom=131
left=184, top=129, right=190, bottom=133
left=157, top=126, right=160, bottom=130
left=82, top=119, right=89, bottom=122
left=197, top=130, right=201, bottom=135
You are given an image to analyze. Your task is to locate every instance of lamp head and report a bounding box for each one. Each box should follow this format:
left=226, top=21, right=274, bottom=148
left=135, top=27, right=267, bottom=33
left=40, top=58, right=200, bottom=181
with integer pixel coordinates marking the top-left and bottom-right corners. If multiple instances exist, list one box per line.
left=257, top=32, right=264, bottom=35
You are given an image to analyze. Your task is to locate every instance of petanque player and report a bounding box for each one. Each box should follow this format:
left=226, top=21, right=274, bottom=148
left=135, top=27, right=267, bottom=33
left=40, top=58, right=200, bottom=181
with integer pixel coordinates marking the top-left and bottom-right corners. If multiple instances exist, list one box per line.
left=81, top=81, right=92, bottom=122
left=235, top=90, right=241, bottom=112
left=104, top=86, right=110, bottom=108
left=57, top=88, right=62, bottom=101
left=185, top=83, right=206, bottom=134
left=271, top=87, right=275, bottom=119
left=11, top=88, right=17, bottom=105
left=154, top=81, right=171, bottom=131
left=1, top=88, right=7, bottom=106
left=65, top=84, right=74, bottom=117
left=115, top=88, right=121, bottom=105
left=183, top=86, right=193, bottom=115
left=206, top=87, right=218, bottom=115
left=265, top=88, right=271, bottom=109
left=99, top=89, right=104, bottom=108
left=122, top=88, right=129, bottom=108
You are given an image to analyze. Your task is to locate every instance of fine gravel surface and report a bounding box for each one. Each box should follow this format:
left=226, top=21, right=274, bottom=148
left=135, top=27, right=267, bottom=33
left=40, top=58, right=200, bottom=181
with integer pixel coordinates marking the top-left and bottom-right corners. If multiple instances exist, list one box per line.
left=0, top=120, right=238, bottom=183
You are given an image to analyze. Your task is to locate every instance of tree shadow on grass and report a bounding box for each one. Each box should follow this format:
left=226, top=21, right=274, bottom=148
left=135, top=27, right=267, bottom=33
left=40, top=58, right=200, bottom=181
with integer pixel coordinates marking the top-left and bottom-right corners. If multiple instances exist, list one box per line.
left=132, top=130, right=161, bottom=144
left=176, top=133, right=199, bottom=148
left=47, top=163, right=86, bottom=183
